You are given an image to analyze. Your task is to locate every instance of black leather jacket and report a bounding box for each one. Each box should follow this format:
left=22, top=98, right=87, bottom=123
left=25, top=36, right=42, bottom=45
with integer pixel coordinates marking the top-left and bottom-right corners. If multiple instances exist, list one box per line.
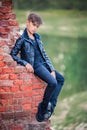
left=10, top=29, right=54, bottom=72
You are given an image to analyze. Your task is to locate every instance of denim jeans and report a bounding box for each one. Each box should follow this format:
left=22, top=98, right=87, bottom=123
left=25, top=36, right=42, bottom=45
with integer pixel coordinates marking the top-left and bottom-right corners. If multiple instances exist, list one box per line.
left=34, top=64, right=64, bottom=111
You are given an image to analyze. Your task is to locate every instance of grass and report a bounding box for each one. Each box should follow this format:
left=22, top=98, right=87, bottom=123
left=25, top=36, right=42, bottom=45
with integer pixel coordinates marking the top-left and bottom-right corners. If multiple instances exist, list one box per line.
left=51, top=91, right=87, bottom=130
left=13, top=9, right=87, bottom=129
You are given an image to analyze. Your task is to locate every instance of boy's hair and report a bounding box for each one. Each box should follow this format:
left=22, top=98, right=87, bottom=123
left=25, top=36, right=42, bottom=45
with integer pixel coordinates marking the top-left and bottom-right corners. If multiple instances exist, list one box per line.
left=27, top=13, right=42, bottom=25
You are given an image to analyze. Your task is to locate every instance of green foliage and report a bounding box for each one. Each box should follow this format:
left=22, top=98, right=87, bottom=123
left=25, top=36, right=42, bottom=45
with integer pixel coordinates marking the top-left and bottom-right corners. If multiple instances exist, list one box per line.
left=13, top=0, right=87, bottom=10
left=65, top=37, right=87, bottom=93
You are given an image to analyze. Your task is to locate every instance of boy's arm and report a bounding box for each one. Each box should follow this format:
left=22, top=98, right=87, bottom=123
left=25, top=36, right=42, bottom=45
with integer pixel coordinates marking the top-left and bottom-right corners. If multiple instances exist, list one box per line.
left=10, top=38, right=28, bottom=66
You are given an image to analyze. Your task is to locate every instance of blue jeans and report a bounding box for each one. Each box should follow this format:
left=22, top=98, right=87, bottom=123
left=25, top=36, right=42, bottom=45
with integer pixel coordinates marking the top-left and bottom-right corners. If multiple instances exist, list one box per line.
left=34, top=64, right=64, bottom=112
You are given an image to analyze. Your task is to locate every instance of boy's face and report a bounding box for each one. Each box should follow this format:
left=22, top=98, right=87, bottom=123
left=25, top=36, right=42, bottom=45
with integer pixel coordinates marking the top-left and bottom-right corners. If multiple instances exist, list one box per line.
left=26, top=20, right=40, bottom=35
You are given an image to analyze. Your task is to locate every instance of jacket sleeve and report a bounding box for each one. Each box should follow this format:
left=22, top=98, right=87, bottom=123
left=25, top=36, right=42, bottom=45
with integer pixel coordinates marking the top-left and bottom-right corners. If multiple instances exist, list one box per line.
left=10, top=37, right=28, bottom=66
left=41, top=42, right=55, bottom=72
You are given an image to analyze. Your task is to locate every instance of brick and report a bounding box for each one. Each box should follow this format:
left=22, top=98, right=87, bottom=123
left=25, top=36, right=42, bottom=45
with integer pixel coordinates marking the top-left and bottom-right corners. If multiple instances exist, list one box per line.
left=0, top=13, right=4, bottom=19
left=0, top=68, right=2, bottom=74
left=22, top=104, right=31, bottom=110
left=2, top=1, right=12, bottom=7
left=11, top=86, right=20, bottom=92
left=20, top=73, right=30, bottom=79
left=0, top=113, right=2, bottom=119
left=4, top=14, right=11, bottom=20
left=0, top=20, right=8, bottom=26
left=0, top=48, right=4, bottom=54
left=1, top=111, right=31, bottom=120
left=14, top=93, right=23, bottom=98
left=0, top=61, right=6, bottom=67
left=4, top=14, right=16, bottom=20
left=5, top=27, right=10, bottom=33
left=0, top=7, right=12, bottom=13
left=31, top=107, right=37, bottom=114
left=39, top=88, right=45, bottom=95
left=0, top=74, right=9, bottom=80
left=18, top=98, right=32, bottom=105
left=1, top=112, right=14, bottom=119
left=23, top=91, right=32, bottom=98
left=3, top=54, right=17, bottom=67
left=7, top=105, right=14, bottom=112
left=31, top=102, right=38, bottom=109
left=28, top=122, right=46, bottom=130
left=14, top=80, right=23, bottom=86
left=0, top=99, right=8, bottom=106
left=0, top=41, right=7, bottom=47
left=8, top=20, right=19, bottom=26
left=30, top=99, right=36, bottom=107
left=0, top=93, right=13, bottom=99
left=8, top=99, right=13, bottom=105
left=15, top=66, right=27, bottom=73
left=13, top=105, right=22, bottom=111
left=10, top=125, right=24, bottom=130
left=2, top=67, right=15, bottom=73
left=0, top=33, right=8, bottom=38
left=31, top=76, right=44, bottom=83
left=0, top=106, right=7, bottom=112
left=29, top=73, right=36, bottom=78
left=34, top=95, right=42, bottom=102
left=9, top=74, right=18, bottom=80
left=0, top=27, right=10, bottom=33
left=32, top=83, right=44, bottom=89
left=6, top=60, right=17, bottom=67
left=0, top=26, right=5, bottom=32
left=0, top=86, right=11, bottom=92
left=23, top=79, right=32, bottom=86
left=0, top=80, right=13, bottom=87
left=20, top=85, right=32, bottom=92
left=0, top=55, right=4, bottom=60
left=32, top=90, right=41, bottom=96
left=0, top=88, right=5, bottom=93
left=14, top=111, right=31, bottom=120
left=0, top=14, right=12, bottom=20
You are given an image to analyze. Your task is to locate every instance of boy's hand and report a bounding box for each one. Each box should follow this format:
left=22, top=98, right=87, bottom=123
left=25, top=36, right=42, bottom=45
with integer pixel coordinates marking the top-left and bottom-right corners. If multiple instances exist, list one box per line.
left=25, top=63, right=34, bottom=73
left=51, top=71, right=56, bottom=79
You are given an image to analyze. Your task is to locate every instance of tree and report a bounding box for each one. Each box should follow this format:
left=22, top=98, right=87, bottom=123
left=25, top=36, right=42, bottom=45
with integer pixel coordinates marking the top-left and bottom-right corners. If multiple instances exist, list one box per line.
left=13, top=0, right=87, bottom=10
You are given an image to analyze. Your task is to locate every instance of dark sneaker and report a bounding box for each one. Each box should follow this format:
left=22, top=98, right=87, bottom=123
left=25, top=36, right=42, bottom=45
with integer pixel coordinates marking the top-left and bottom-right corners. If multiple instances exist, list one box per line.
left=44, top=102, right=52, bottom=120
left=36, top=102, right=53, bottom=122
left=36, top=103, right=45, bottom=122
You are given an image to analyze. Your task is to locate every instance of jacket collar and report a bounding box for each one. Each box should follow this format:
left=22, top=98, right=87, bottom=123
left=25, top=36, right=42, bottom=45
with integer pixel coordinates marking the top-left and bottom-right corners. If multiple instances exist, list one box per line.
left=21, top=28, right=40, bottom=42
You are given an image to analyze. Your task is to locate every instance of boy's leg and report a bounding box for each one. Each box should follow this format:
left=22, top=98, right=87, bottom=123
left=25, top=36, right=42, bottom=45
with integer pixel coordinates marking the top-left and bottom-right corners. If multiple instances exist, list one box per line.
left=34, top=65, right=57, bottom=108
left=50, top=70, right=64, bottom=113
left=34, top=65, right=57, bottom=121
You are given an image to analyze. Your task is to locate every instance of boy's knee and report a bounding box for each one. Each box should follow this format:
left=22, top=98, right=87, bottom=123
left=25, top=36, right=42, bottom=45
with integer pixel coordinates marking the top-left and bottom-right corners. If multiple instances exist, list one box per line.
left=60, top=75, right=64, bottom=86
left=55, top=71, right=65, bottom=85
left=51, top=79, right=57, bottom=88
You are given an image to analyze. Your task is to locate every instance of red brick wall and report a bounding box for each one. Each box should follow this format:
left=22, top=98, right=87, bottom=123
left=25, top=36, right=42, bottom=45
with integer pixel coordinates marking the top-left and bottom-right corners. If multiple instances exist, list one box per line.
left=0, top=0, right=51, bottom=130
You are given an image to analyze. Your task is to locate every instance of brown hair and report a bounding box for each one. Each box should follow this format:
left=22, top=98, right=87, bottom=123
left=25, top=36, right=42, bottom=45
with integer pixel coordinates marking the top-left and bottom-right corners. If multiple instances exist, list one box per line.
left=27, top=13, right=43, bottom=25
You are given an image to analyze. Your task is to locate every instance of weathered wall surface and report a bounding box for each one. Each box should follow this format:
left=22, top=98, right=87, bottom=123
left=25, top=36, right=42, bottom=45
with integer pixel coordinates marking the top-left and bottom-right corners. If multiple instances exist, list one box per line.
left=0, top=0, right=51, bottom=129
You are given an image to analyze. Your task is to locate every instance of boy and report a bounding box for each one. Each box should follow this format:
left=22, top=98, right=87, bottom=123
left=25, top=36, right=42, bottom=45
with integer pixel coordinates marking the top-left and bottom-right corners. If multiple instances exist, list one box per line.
left=10, top=13, right=64, bottom=122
